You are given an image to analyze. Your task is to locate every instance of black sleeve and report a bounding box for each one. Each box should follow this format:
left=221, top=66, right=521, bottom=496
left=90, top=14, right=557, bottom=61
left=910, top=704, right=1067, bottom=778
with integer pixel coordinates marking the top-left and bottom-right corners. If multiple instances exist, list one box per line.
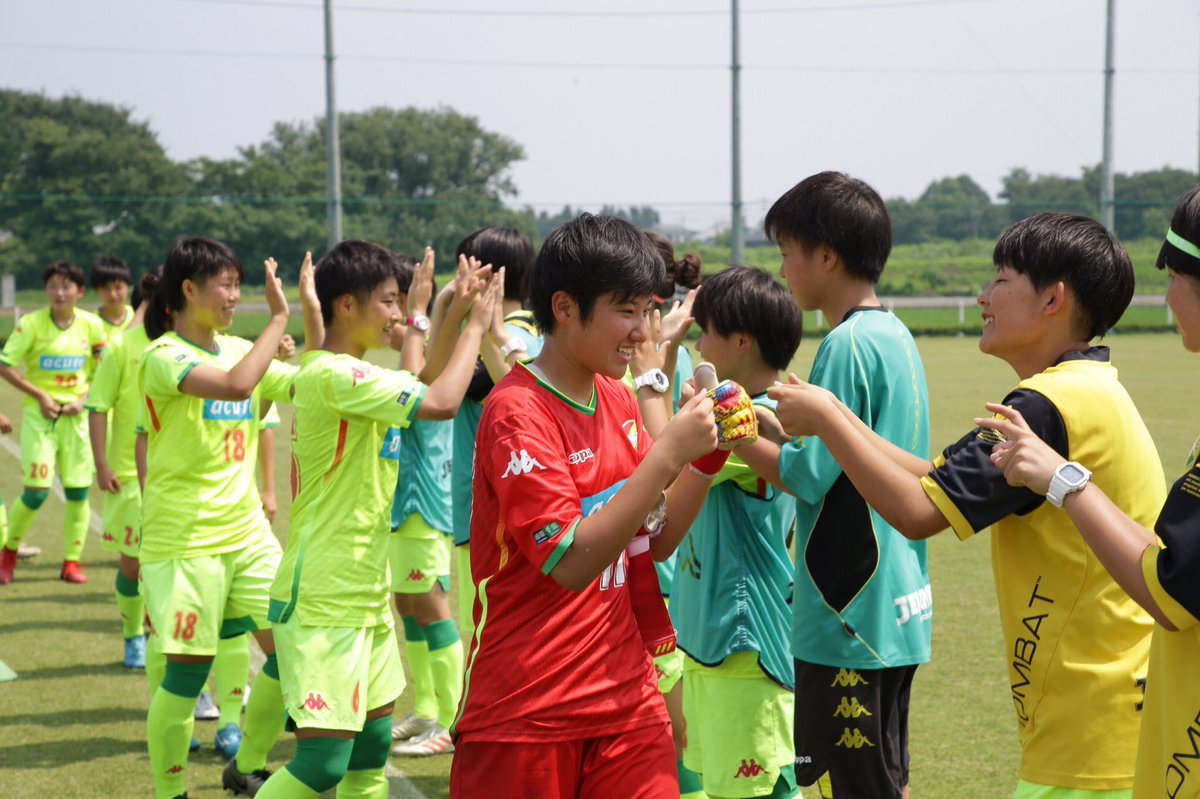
left=926, top=389, right=1069, bottom=533
left=1152, top=456, right=1200, bottom=619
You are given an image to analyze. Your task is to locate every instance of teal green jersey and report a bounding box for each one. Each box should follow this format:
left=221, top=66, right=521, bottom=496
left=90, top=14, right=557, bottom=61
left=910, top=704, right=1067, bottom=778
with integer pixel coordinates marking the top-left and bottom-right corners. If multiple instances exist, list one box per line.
left=450, top=314, right=543, bottom=546
left=392, top=418, right=453, bottom=534
left=780, top=308, right=932, bottom=669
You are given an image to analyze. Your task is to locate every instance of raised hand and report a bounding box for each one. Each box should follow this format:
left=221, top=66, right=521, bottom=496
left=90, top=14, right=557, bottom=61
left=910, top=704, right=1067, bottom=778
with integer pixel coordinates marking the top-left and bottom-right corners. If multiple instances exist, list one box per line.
left=408, top=247, right=436, bottom=317
left=659, top=392, right=719, bottom=466
left=276, top=334, right=296, bottom=360
left=297, top=251, right=318, bottom=316
left=264, top=257, right=289, bottom=319
left=469, top=270, right=501, bottom=333
left=659, top=288, right=696, bottom=347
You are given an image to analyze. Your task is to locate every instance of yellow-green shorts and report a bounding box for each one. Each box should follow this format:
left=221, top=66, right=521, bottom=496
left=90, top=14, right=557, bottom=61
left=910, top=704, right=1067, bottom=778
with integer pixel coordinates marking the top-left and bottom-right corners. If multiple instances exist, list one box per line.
left=140, top=532, right=281, bottom=657
left=99, top=478, right=141, bottom=557
left=388, top=514, right=452, bottom=594
left=683, top=652, right=798, bottom=799
left=273, top=616, right=406, bottom=732
left=20, top=408, right=93, bottom=489
left=1013, top=781, right=1132, bottom=799
left=457, top=544, right=475, bottom=639
left=654, top=641, right=684, bottom=695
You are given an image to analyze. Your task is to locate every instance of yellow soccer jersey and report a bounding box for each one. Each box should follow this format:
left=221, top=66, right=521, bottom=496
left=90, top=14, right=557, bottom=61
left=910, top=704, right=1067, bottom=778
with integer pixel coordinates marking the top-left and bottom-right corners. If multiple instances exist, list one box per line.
left=99, top=304, right=134, bottom=336
left=922, top=350, right=1163, bottom=790
left=269, top=351, right=424, bottom=628
left=84, top=325, right=150, bottom=479
left=139, top=332, right=296, bottom=563
left=0, top=307, right=107, bottom=404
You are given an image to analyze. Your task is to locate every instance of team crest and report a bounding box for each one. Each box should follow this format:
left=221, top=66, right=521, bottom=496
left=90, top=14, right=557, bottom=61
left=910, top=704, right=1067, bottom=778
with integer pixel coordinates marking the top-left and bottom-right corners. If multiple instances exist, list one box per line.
left=622, top=419, right=639, bottom=450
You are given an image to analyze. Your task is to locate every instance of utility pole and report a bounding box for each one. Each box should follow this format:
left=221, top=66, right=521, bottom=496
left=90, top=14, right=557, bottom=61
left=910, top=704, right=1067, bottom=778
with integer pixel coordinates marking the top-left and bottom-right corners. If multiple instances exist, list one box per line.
left=324, top=0, right=343, bottom=249
left=1099, top=0, right=1115, bottom=231
left=730, top=0, right=745, bottom=264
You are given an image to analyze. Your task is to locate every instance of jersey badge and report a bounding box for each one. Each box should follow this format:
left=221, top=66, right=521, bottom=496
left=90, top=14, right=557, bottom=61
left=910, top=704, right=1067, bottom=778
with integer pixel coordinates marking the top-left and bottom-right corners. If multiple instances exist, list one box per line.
left=622, top=419, right=639, bottom=450
left=501, top=449, right=546, bottom=479
left=533, top=522, right=561, bottom=545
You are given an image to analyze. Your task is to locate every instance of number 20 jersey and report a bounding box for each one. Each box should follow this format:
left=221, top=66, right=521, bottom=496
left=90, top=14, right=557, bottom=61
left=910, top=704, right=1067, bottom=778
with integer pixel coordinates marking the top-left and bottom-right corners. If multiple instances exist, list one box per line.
left=453, top=364, right=668, bottom=742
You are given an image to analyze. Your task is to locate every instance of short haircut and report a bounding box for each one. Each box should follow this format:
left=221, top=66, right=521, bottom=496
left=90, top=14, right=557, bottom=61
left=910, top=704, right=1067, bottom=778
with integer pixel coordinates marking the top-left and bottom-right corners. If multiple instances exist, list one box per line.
left=91, top=256, right=132, bottom=289
left=644, top=230, right=702, bottom=302
left=314, top=239, right=401, bottom=325
left=42, top=260, right=86, bottom=289
left=456, top=227, right=535, bottom=302
left=393, top=252, right=436, bottom=315
left=1156, top=185, right=1200, bottom=278
left=131, top=265, right=164, bottom=309
left=764, top=171, right=892, bottom=284
left=692, top=265, right=803, bottom=370
left=993, top=212, right=1134, bottom=339
left=529, top=214, right=665, bottom=335
left=146, top=237, right=244, bottom=340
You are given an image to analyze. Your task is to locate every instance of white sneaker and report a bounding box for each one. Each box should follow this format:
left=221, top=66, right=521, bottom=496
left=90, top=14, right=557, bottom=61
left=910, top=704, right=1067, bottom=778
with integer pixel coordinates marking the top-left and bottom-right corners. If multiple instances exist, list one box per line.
left=391, top=712, right=435, bottom=742
left=16, top=544, right=40, bottom=561
left=194, top=690, right=220, bottom=721
left=391, top=724, right=454, bottom=757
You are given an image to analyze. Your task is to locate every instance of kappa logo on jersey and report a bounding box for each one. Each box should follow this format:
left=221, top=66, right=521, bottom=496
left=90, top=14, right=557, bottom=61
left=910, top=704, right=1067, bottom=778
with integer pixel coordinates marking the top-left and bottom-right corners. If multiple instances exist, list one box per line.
left=302, top=692, right=330, bottom=711
left=568, top=447, right=594, bottom=466
left=622, top=419, right=639, bottom=450
left=39, top=355, right=85, bottom=372
left=830, top=669, right=869, bottom=688
left=835, top=727, right=875, bottom=749
left=501, top=449, right=546, bottom=479
left=834, top=697, right=873, bottom=719
left=380, top=427, right=402, bottom=461
left=734, top=759, right=769, bottom=779
left=203, top=399, right=254, bottom=421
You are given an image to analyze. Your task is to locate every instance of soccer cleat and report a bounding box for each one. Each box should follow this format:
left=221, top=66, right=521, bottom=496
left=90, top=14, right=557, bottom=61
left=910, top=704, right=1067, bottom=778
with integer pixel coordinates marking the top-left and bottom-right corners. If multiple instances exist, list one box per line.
left=390, top=723, right=454, bottom=757
left=16, top=544, right=40, bottom=560
left=213, top=723, right=242, bottom=760
left=222, top=759, right=271, bottom=796
left=60, top=560, right=87, bottom=584
left=391, top=712, right=435, bottom=742
left=190, top=736, right=201, bottom=752
left=194, top=690, right=220, bottom=721
left=124, top=635, right=147, bottom=669
left=0, top=548, right=16, bottom=585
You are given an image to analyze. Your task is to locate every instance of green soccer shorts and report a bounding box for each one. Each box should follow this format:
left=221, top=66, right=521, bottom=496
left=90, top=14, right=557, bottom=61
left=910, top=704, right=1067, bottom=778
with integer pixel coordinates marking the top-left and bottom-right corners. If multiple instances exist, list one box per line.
left=20, top=410, right=93, bottom=489
left=99, top=478, right=141, bottom=557
left=389, top=513, right=452, bottom=594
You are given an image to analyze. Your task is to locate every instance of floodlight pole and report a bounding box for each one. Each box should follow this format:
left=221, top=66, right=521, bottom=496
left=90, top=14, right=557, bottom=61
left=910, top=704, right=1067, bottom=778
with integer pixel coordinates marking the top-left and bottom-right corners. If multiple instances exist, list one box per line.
left=730, top=0, right=745, bottom=264
left=1099, top=0, right=1115, bottom=231
left=324, top=0, right=343, bottom=249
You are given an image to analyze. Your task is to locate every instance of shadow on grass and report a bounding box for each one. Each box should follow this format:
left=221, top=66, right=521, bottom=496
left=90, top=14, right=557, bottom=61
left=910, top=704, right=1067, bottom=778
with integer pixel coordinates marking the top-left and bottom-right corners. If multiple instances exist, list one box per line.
left=0, top=736, right=145, bottom=768
left=1, top=591, right=111, bottom=604
left=1, top=662, right=128, bottom=681
left=0, top=618, right=119, bottom=635
left=0, top=706, right=146, bottom=727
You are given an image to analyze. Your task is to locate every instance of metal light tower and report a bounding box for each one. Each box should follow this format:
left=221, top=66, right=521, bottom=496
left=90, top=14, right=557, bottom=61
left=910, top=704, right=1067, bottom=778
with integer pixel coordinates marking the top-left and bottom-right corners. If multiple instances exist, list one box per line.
left=730, top=0, right=745, bottom=264
left=324, top=0, right=343, bottom=249
left=1099, top=0, right=1115, bottom=231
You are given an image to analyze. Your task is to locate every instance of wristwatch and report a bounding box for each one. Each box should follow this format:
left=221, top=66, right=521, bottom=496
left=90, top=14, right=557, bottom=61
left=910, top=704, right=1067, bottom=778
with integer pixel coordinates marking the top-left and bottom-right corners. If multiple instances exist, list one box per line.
left=404, top=315, right=430, bottom=334
left=633, top=368, right=670, bottom=394
left=500, top=338, right=528, bottom=359
left=1046, top=461, right=1091, bottom=508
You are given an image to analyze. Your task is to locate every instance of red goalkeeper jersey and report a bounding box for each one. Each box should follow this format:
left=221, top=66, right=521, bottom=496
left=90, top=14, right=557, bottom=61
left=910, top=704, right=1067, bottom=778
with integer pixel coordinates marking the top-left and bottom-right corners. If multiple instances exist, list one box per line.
left=452, top=363, right=668, bottom=743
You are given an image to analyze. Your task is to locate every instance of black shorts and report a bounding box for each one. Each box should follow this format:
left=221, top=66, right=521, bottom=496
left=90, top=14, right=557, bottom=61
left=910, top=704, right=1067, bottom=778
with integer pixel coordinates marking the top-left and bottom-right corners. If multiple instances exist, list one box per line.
left=793, top=659, right=917, bottom=799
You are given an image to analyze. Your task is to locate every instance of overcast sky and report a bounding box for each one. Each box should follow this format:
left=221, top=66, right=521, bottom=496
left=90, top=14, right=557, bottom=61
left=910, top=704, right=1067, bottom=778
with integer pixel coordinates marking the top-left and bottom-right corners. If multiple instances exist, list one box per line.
left=3, top=0, right=1198, bottom=231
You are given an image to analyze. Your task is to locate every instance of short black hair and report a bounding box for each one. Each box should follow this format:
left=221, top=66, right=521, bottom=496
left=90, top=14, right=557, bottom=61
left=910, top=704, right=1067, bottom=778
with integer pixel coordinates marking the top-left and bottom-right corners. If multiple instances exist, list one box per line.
left=764, top=171, right=892, bottom=284
left=693, top=266, right=803, bottom=370
left=529, top=214, right=665, bottom=335
left=91, top=256, right=132, bottom=289
left=1156, top=185, right=1200, bottom=278
left=993, top=212, right=1134, bottom=339
left=131, top=265, right=164, bottom=309
left=314, top=239, right=401, bottom=325
left=147, top=237, right=244, bottom=340
left=42, top=260, right=86, bottom=289
left=456, top=227, right=535, bottom=302
left=393, top=252, right=436, bottom=315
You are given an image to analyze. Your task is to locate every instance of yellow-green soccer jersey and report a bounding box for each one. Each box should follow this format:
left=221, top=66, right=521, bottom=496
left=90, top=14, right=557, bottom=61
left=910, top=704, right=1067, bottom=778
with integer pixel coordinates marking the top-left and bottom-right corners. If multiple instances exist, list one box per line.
left=269, top=351, right=425, bottom=628
left=139, top=332, right=296, bottom=563
left=1134, top=436, right=1200, bottom=799
left=99, top=305, right=134, bottom=336
left=922, top=350, right=1162, bottom=790
left=84, top=325, right=150, bottom=479
left=0, top=307, right=107, bottom=405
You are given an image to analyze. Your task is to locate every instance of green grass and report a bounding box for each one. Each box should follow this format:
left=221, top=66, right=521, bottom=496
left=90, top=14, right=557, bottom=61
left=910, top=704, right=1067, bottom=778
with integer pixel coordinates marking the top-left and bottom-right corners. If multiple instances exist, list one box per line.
left=1, top=334, right=1197, bottom=798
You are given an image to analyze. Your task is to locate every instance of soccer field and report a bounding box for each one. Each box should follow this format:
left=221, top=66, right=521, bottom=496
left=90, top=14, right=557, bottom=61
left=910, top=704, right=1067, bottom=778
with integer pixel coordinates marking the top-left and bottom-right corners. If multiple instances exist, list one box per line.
left=0, top=333, right=1195, bottom=799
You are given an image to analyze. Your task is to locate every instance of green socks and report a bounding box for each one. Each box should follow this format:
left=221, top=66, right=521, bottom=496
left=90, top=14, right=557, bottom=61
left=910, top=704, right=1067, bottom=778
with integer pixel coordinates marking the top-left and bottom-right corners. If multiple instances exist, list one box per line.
left=236, top=653, right=285, bottom=774
left=213, top=635, right=250, bottom=727
left=62, top=487, right=89, bottom=562
left=5, top=491, right=44, bottom=550
left=401, top=616, right=437, bottom=721
left=424, top=619, right=463, bottom=729
left=114, top=572, right=144, bottom=639
left=678, top=759, right=708, bottom=798
left=148, top=660, right=210, bottom=799
left=339, top=716, right=391, bottom=799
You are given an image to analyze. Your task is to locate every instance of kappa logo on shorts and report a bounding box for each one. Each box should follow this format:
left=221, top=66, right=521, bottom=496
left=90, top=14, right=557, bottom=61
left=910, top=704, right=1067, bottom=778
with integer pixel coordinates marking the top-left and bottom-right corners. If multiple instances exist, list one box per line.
left=734, top=759, right=769, bottom=779
left=834, top=697, right=873, bottom=719
left=407, top=569, right=425, bottom=581
left=501, top=449, right=546, bottom=479
left=230, top=687, right=244, bottom=697
left=302, top=692, right=330, bottom=712
left=835, top=727, right=875, bottom=749
left=830, top=668, right=869, bottom=688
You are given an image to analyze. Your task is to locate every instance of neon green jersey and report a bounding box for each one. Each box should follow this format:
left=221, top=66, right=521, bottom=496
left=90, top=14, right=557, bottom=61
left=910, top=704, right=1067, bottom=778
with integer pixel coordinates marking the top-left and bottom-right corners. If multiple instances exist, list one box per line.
left=270, top=351, right=425, bottom=628
left=139, top=332, right=296, bottom=563
left=84, top=325, right=150, bottom=479
left=0, top=307, right=107, bottom=405
left=99, top=305, right=134, bottom=337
